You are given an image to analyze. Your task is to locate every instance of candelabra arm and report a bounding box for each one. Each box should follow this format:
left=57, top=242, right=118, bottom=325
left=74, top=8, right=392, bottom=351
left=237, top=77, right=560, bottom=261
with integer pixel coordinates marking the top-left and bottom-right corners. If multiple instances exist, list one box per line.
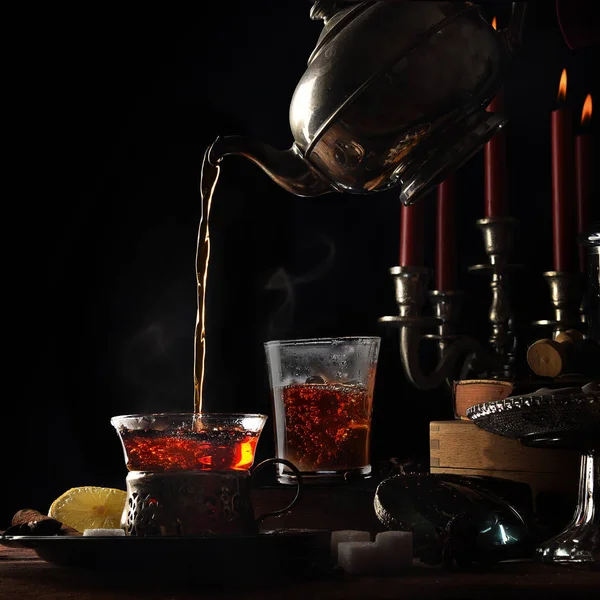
left=380, top=268, right=501, bottom=391
left=399, top=327, right=495, bottom=391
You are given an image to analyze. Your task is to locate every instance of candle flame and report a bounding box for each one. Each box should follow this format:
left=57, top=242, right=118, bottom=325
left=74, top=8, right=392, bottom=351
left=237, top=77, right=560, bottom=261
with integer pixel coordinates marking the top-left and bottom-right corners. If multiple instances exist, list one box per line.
left=491, top=16, right=497, bottom=30
left=557, top=69, right=567, bottom=104
left=581, top=94, right=592, bottom=126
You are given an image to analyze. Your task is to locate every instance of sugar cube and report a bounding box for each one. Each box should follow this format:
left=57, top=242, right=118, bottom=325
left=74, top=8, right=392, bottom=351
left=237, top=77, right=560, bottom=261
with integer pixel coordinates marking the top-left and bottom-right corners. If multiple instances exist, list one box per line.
left=83, top=528, right=126, bottom=537
left=330, top=530, right=371, bottom=561
left=374, top=530, right=413, bottom=570
left=337, top=541, right=379, bottom=575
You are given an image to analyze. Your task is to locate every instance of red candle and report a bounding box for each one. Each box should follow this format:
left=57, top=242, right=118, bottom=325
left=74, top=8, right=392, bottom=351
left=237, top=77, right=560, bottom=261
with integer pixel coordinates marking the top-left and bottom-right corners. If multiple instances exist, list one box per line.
left=484, top=17, right=508, bottom=218
left=435, top=174, right=457, bottom=290
left=399, top=201, right=425, bottom=267
left=551, top=68, right=576, bottom=272
left=576, top=93, right=593, bottom=272
left=485, top=88, right=508, bottom=217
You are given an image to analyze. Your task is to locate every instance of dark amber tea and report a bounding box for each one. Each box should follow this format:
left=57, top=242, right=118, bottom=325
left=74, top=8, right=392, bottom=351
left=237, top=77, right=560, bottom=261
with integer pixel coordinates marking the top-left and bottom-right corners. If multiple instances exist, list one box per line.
left=279, top=382, right=372, bottom=471
left=112, top=413, right=267, bottom=473
left=118, top=428, right=260, bottom=472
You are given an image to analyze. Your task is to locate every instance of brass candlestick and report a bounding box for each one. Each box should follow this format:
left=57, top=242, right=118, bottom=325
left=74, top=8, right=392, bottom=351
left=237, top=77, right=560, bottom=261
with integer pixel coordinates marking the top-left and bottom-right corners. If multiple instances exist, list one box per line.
left=468, top=217, right=519, bottom=379
left=425, top=290, right=464, bottom=361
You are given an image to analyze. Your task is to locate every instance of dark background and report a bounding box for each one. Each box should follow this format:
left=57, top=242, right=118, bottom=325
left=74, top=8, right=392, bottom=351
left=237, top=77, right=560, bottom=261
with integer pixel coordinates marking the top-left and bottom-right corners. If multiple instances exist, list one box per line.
left=4, top=2, right=598, bottom=525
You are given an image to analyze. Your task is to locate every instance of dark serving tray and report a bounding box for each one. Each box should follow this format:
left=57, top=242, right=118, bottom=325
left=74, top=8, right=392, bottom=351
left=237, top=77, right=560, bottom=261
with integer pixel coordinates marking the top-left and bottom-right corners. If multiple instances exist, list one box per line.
left=1, top=528, right=333, bottom=581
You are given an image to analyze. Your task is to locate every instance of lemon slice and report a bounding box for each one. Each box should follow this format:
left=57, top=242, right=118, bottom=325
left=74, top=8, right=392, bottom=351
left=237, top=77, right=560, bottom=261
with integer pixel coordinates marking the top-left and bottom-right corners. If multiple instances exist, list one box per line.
left=48, top=486, right=127, bottom=533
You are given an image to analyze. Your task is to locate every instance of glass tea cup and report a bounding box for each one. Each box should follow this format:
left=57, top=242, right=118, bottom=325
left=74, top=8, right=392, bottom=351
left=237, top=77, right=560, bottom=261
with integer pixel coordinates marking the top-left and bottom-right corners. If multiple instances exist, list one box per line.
left=111, top=412, right=302, bottom=536
left=264, top=337, right=380, bottom=484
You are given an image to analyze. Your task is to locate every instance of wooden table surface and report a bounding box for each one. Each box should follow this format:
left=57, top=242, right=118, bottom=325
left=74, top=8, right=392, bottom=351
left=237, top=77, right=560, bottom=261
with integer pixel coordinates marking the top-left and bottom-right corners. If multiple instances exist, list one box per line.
left=2, top=544, right=599, bottom=600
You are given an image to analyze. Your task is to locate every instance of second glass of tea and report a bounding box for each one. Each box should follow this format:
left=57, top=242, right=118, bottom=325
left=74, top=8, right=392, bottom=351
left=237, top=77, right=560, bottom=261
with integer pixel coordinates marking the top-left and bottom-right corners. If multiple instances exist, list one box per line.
left=265, top=336, right=380, bottom=484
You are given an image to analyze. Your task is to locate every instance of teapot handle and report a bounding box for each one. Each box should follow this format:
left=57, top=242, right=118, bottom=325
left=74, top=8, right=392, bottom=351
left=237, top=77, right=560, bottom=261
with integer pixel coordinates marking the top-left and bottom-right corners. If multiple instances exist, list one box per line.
left=251, top=458, right=304, bottom=523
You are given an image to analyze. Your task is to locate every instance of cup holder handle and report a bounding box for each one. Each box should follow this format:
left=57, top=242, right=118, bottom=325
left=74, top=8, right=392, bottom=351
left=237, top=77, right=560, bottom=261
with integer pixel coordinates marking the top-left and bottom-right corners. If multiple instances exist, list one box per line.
left=251, top=458, right=303, bottom=524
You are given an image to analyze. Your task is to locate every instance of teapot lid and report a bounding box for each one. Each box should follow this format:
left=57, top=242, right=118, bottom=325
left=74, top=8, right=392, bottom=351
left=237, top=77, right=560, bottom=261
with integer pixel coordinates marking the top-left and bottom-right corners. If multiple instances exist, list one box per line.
left=308, top=1, right=372, bottom=64
left=310, top=1, right=353, bottom=22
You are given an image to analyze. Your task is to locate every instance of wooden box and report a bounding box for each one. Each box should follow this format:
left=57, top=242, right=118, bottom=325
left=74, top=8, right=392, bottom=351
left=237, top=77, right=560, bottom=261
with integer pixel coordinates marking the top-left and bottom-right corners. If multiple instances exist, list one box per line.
left=430, top=420, right=580, bottom=509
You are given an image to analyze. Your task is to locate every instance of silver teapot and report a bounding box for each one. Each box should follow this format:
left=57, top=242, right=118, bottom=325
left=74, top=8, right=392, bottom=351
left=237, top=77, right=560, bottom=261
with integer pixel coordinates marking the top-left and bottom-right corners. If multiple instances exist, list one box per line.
left=208, top=1, right=527, bottom=205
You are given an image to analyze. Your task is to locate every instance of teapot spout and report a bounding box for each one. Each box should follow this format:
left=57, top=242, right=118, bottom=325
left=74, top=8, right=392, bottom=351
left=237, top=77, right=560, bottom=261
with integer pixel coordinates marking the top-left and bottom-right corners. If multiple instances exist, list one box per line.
left=207, top=136, right=335, bottom=198
left=503, top=2, right=528, bottom=57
